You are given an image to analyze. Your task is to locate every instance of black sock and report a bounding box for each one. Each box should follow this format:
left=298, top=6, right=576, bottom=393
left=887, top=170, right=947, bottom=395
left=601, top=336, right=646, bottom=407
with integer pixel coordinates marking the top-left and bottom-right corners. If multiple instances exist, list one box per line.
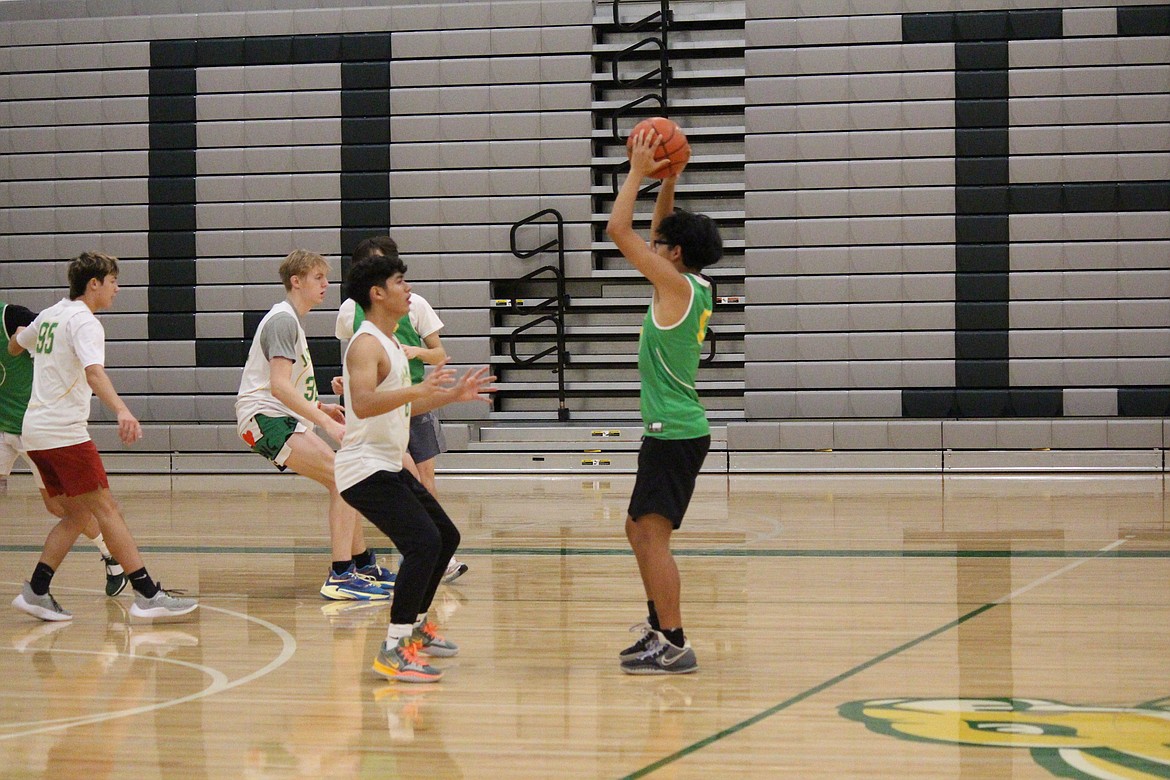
left=352, top=549, right=374, bottom=569
left=662, top=627, right=686, bottom=648
left=128, top=568, right=159, bottom=598
left=30, top=562, right=55, bottom=596
left=332, top=560, right=352, bottom=576
left=647, top=601, right=661, bottom=631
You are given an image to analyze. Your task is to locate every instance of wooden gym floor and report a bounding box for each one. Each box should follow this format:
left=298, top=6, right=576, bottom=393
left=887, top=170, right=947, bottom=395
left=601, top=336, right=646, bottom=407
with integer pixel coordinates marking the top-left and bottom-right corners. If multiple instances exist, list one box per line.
left=1, top=472, right=1168, bottom=779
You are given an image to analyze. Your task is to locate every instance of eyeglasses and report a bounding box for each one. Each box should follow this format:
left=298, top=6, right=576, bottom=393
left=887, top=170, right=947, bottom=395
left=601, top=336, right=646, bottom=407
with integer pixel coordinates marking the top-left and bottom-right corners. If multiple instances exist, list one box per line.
left=650, top=239, right=674, bottom=251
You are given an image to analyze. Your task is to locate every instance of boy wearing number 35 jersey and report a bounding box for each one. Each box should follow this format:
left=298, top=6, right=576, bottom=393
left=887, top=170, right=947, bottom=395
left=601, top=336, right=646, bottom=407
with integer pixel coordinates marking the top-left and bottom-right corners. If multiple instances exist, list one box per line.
left=10, top=252, right=196, bottom=622
left=235, top=249, right=394, bottom=601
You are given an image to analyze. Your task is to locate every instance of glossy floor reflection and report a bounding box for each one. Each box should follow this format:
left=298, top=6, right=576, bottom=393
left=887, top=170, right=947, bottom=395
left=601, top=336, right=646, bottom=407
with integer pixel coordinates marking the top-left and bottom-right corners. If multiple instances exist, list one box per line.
left=1, top=473, right=1168, bottom=778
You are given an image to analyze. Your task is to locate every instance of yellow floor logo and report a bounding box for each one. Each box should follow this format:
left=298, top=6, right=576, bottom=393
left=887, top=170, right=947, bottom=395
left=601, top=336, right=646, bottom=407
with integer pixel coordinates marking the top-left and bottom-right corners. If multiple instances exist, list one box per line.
left=840, top=697, right=1170, bottom=779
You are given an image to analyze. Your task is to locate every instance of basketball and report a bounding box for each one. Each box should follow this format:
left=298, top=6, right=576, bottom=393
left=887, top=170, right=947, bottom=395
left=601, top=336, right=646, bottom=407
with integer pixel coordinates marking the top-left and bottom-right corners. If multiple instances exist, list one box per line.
left=626, top=117, right=690, bottom=179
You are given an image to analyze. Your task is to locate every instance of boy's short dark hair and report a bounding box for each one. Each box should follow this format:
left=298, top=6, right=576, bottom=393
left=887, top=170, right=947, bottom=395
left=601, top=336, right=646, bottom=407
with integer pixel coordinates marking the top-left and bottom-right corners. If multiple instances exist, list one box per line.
left=656, top=210, right=723, bottom=271
left=68, top=252, right=119, bottom=299
left=346, top=253, right=408, bottom=310
left=352, top=236, right=400, bottom=265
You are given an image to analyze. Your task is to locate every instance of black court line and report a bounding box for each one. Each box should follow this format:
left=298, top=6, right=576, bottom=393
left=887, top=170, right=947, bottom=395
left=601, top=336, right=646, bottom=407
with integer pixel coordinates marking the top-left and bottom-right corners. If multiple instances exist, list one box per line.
left=621, top=537, right=1134, bottom=778
left=623, top=603, right=998, bottom=779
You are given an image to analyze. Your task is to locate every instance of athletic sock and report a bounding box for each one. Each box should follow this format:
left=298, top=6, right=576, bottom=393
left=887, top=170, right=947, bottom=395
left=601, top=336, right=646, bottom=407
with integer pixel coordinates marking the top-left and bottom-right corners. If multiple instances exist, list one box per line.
left=30, top=562, right=55, bottom=596
left=385, top=623, right=413, bottom=646
left=662, top=627, right=686, bottom=648
left=127, top=568, right=159, bottom=598
left=332, top=560, right=352, bottom=576
left=91, top=533, right=112, bottom=558
left=353, top=549, right=375, bottom=569
left=647, top=600, right=661, bottom=631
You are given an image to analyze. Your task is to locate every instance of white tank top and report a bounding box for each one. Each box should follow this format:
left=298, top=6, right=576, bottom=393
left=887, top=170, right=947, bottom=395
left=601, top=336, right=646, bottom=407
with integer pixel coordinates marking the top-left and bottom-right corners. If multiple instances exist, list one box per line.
left=234, top=300, right=315, bottom=435
left=334, top=320, right=412, bottom=492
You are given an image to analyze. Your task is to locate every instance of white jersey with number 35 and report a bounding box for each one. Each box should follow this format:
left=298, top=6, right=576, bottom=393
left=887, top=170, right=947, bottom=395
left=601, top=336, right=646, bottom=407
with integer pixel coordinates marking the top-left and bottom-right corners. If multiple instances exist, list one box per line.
left=15, top=298, right=105, bottom=451
left=235, top=300, right=317, bottom=435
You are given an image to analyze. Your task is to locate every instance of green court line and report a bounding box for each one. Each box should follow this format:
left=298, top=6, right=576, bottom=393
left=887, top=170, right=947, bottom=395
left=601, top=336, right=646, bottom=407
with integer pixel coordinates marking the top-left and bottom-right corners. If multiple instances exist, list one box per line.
left=1, top=544, right=1168, bottom=558
left=621, top=602, right=999, bottom=780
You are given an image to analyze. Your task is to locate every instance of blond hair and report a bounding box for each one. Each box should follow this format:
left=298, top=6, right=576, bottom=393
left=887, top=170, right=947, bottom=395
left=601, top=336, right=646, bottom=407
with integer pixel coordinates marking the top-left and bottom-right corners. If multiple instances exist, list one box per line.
left=278, top=249, right=330, bottom=290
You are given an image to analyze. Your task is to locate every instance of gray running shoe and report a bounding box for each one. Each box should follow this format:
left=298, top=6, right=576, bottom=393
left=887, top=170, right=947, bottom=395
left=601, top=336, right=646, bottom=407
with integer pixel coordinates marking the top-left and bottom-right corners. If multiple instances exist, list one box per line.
left=618, top=621, right=656, bottom=661
left=103, top=555, right=128, bottom=597
left=372, top=637, right=443, bottom=683
left=620, top=631, right=698, bottom=675
left=129, top=586, right=198, bottom=619
left=11, top=582, right=72, bottom=622
left=411, top=620, right=459, bottom=657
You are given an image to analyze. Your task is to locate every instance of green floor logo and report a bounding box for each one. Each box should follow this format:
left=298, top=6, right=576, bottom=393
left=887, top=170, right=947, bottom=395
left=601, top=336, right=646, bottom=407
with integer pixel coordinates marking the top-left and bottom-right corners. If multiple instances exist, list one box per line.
left=840, top=697, right=1170, bottom=779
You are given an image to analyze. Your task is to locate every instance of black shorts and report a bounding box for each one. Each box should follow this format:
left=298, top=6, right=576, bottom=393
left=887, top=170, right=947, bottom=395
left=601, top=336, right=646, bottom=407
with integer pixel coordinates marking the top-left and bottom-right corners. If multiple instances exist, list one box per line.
left=627, top=435, right=710, bottom=529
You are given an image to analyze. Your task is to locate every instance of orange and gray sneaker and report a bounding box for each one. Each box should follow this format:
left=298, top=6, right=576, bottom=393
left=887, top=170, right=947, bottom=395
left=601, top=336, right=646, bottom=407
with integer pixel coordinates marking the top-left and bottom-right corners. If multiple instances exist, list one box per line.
left=411, top=620, right=459, bottom=657
left=373, top=636, right=443, bottom=683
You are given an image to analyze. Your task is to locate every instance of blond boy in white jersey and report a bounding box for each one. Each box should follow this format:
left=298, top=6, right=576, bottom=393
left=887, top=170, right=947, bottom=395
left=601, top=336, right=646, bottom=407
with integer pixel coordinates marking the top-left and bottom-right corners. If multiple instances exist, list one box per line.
left=234, top=249, right=393, bottom=600
left=10, top=252, right=197, bottom=621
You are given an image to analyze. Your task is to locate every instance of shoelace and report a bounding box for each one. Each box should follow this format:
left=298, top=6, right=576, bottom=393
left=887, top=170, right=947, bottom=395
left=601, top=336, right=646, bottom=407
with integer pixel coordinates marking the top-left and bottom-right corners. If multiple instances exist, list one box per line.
left=419, top=621, right=445, bottom=642
left=635, top=639, right=669, bottom=661
left=155, top=584, right=187, bottom=598
left=628, top=622, right=653, bottom=641
left=399, top=641, right=424, bottom=665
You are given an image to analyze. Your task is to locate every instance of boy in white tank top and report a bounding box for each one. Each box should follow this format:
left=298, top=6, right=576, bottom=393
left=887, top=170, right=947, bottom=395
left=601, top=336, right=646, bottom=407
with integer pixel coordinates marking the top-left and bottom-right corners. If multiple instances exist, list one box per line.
left=336, top=235, right=469, bottom=585
left=336, top=251, right=494, bottom=682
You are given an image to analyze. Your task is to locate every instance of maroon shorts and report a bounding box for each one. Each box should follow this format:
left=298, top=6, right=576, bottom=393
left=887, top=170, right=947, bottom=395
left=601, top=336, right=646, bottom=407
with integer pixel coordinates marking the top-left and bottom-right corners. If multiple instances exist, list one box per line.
left=27, top=440, right=110, bottom=498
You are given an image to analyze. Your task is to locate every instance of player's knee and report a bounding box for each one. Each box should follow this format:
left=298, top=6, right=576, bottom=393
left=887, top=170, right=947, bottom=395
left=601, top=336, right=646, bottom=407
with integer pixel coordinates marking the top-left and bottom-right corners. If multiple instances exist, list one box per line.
left=401, top=526, right=443, bottom=560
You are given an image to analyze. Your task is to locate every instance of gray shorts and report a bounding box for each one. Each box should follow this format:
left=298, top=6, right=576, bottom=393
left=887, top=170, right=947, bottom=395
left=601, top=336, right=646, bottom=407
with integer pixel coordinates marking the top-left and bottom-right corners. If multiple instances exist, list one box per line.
left=408, top=411, right=446, bottom=464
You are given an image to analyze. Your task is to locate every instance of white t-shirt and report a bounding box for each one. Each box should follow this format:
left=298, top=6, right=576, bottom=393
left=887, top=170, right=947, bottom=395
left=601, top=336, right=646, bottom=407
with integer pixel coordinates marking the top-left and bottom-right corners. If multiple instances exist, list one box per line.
left=334, top=294, right=443, bottom=342
left=234, top=300, right=316, bottom=435
left=16, top=298, right=105, bottom=450
left=334, top=320, right=413, bottom=492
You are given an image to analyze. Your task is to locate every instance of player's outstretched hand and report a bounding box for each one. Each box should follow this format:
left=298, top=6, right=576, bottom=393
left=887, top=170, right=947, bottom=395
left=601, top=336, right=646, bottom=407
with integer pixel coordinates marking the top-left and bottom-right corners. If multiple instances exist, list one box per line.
left=447, top=366, right=498, bottom=405
left=419, top=359, right=457, bottom=394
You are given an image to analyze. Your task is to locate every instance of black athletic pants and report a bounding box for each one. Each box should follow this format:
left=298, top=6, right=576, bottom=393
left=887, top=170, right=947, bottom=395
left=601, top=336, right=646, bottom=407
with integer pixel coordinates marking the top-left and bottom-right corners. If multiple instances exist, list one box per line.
left=340, top=468, right=460, bottom=626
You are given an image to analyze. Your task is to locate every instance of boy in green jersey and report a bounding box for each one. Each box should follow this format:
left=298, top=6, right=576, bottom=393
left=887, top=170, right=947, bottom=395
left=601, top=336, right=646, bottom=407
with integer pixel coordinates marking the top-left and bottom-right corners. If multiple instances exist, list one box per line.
left=605, top=127, right=722, bottom=674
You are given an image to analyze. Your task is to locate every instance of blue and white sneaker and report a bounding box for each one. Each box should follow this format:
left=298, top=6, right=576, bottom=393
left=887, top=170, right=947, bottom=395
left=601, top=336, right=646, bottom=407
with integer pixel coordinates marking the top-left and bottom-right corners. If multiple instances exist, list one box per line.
left=356, top=562, right=396, bottom=592
left=321, top=565, right=391, bottom=601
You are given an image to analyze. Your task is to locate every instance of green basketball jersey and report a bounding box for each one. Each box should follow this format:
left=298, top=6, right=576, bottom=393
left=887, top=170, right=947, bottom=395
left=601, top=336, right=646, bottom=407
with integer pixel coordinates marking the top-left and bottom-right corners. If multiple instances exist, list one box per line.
left=0, top=302, right=35, bottom=435
left=637, top=274, right=713, bottom=440
left=349, top=302, right=425, bottom=385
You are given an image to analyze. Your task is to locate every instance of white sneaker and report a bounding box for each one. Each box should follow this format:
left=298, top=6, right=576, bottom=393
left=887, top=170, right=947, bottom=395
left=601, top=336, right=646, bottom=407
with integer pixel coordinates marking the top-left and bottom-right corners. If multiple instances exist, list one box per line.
left=12, top=582, right=72, bottom=622
left=129, top=586, right=198, bottom=619
left=442, top=557, right=468, bottom=584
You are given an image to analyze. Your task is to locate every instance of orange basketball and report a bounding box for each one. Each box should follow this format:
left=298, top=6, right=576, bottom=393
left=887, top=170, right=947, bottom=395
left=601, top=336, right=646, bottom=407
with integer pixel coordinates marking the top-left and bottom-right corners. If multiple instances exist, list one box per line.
left=626, top=117, right=690, bottom=179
